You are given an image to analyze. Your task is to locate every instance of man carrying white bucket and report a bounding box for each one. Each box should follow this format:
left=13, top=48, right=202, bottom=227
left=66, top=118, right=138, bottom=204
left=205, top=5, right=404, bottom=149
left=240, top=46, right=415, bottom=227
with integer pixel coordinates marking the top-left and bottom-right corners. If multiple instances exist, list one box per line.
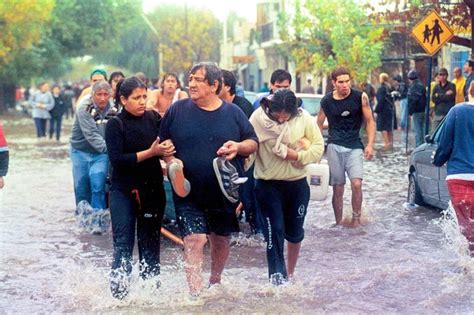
left=317, top=66, right=375, bottom=226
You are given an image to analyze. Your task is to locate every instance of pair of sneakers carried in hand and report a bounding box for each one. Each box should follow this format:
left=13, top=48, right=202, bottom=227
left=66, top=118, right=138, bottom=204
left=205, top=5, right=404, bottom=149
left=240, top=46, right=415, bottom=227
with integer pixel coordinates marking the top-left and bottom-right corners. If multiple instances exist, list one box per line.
left=166, top=157, right=247, bottom=203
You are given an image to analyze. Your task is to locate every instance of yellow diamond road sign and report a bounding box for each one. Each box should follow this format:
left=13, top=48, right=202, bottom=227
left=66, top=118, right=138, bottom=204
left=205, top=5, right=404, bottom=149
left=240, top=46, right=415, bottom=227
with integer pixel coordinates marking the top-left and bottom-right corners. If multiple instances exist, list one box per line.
left=411, top=10, right=454, bottom=56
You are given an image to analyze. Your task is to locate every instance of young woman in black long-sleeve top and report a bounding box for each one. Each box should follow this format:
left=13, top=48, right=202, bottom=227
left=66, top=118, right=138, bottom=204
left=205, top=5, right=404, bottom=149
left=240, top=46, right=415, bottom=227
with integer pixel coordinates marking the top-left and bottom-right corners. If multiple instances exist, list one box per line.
left=105, top=76, right=175, bottom=300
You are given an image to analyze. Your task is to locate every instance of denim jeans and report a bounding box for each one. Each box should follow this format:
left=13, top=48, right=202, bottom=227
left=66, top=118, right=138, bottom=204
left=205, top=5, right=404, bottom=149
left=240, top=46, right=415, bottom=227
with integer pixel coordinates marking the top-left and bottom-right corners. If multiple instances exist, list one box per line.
left=240, top=165, right=264, bottom=234
left=399, top=98, right=409, bottom=130
left=110, top=187, right=165, bottom=278
left=255, top=178, right=310, bottom=280
left=49, top=116, right=63, bottom=141
left=70, top=147, right=109, bottom=210
left=412, top=112, right=425, bottom=147
left=34, top=118, right=47, bottom=138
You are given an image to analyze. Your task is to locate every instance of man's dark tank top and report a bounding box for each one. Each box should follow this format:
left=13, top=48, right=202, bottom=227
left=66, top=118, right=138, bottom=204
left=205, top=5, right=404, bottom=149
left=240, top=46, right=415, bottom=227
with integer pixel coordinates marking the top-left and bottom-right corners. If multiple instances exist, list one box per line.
left=320, top=89, right=364, bottom=149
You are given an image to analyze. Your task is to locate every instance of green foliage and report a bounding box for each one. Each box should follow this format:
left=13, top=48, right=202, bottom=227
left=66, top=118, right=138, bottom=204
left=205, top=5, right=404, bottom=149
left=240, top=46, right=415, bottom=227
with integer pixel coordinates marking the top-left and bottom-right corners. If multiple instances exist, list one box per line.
left=148, top=4, right=221, bottom=76
left=279, top=0, right=385, bottom=83
left=0, top=0, right=54, bottom=63
left=94, top=4, right=221, bottom=79
left=0, top=0, right=140, bottom=84
left=368, top=0, right=470, bottom=31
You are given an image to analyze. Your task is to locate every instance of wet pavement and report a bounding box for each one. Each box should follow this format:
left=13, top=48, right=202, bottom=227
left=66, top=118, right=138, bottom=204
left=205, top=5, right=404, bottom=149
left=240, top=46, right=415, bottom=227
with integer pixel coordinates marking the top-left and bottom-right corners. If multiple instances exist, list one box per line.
left=0, top=114, right=473, bottom=313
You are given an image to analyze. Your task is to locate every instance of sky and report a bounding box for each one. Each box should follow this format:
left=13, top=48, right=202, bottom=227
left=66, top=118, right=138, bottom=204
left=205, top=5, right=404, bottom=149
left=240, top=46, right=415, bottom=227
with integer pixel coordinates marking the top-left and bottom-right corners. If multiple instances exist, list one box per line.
left=142, top=0, right=257, bottom=22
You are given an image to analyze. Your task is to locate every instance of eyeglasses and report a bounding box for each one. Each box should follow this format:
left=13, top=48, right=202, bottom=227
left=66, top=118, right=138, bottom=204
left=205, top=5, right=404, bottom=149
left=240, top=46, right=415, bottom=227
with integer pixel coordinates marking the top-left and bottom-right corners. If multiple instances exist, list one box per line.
left=188, top=76, right=206, bottom=83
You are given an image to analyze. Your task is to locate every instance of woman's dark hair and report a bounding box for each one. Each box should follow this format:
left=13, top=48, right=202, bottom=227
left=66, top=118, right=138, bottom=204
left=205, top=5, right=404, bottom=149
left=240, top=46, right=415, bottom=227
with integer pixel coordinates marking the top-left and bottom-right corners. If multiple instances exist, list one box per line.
left=108, top=71, right=125, bottom=85
left=261, top=89, right=299, bottom=120
left=114, top=76, right=147, bottom=106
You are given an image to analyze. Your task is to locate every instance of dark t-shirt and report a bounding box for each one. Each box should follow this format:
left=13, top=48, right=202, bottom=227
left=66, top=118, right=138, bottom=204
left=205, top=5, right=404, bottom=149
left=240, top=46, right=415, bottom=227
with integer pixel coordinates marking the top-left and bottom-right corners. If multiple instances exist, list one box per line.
left=50, top=95, right=66, bottom=118
left=105, top=109, right=163, bottom=191
left=321, top=89, right=364, bottom=150
left=232, top=95, right=254, bottom=118
left=159, top=98, right=258, bottom=208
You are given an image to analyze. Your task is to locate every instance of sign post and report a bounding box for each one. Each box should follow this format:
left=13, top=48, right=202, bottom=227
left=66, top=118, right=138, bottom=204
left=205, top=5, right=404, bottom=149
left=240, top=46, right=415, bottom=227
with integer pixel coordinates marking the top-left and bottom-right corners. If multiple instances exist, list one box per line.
left=410, top=10, right=454, bottom=137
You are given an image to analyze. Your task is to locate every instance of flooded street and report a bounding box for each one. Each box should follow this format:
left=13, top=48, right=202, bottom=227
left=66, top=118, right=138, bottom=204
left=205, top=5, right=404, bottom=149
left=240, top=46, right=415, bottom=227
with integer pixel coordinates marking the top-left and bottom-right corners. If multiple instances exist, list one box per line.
left=1, top=114, right=473, bottom=313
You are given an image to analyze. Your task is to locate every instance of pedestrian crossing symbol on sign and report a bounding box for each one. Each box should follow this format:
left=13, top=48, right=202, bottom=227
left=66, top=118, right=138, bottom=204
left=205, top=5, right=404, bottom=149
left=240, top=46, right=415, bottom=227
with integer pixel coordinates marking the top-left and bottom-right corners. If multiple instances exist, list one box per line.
left=411, top=10, right=454, bottom=56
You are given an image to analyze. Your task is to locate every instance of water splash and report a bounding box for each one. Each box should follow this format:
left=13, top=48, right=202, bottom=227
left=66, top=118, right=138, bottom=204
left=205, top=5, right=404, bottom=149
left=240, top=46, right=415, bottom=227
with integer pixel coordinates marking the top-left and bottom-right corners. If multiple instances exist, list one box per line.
left=434, top=203, right=474, bottom=274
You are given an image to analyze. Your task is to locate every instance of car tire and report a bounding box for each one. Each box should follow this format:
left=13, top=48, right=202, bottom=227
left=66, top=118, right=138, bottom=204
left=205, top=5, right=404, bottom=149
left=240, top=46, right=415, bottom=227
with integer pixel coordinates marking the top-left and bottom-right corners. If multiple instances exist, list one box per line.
left=408, top=173, right=424, bottom=206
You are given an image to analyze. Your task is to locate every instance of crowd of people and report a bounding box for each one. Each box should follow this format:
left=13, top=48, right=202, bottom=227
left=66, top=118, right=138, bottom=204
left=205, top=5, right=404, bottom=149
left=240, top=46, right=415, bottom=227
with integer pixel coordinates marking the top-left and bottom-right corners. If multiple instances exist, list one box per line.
left=9, top=58, right=472, bottom=300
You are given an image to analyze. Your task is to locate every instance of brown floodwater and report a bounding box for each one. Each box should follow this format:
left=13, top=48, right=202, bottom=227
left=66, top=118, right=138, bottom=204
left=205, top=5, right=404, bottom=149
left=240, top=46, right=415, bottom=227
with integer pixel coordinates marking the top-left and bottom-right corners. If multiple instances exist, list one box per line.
left=0, top=114, right=472, bottom=313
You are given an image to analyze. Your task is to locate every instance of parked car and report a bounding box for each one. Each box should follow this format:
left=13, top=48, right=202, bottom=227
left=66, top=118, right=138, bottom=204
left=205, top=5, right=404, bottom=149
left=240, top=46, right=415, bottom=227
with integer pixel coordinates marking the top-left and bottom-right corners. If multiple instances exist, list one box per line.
left=407, top=119, right=449, bottom=209
left=243, top=91, right=257, bottom=104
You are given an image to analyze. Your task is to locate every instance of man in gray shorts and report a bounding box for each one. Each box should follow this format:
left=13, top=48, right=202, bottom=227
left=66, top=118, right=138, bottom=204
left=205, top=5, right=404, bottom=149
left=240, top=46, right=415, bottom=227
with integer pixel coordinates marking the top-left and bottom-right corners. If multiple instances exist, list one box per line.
left=317, top=67, right=375, bottom=226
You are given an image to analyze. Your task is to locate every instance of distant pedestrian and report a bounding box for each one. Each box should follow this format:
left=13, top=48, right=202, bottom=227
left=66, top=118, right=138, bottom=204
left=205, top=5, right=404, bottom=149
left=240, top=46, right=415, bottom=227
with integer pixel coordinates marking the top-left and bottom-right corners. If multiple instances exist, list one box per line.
left=49, top=85, right=66, bottom=141
left=236, top=81, right=245, bottom=97
left=108, top=71, right=125, bottom=97
left=407, top=70, right=426, bottom=147
left=259, top=82, right=270, bottom=93
left=452, top=67, right=466, bottom=105
left=433, top=81, right=474, bottom=256
left=0, top=122, right=9, bottom=189
left=29, top=82, right=54, bottom=141
left=375, top=73, right=395, bottom=150
left=463, top=60, right=473, bottom=101
left=360, top=82, right=376, bottom=112
left=317, top=66, right=375, bottom=226
left=302, top=78, right=315, bottom=94
left=62, top=85, right=75, bottom=119
left=392, top=74, right=409, bottom=130
left=432, top=68, right=455, bottom=130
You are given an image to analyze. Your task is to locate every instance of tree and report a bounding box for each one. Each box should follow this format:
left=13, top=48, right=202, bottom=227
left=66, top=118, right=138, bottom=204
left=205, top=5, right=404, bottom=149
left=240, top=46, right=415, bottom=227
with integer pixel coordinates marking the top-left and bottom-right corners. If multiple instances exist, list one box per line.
left=0, top=0, right=139, bottom=113
left=147, top=4, right=221, bottom=76
left=278, top=0, right=385, bottom=84
left=367, top=0, right=471, bottom=48
left=0, top=0, right=54, bottom=64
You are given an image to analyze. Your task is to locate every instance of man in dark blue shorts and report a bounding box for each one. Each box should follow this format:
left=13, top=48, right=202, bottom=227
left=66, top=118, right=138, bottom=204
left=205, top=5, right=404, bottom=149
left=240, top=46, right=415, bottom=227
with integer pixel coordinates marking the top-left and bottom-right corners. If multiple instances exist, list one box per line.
left=160, top=62, right=258, bottom=296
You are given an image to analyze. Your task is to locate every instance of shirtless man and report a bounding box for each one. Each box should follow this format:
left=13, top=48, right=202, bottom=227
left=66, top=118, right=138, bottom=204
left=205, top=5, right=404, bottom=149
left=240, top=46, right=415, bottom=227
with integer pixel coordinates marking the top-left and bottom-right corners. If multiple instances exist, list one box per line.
left=146, top=72, right=188, bottom=116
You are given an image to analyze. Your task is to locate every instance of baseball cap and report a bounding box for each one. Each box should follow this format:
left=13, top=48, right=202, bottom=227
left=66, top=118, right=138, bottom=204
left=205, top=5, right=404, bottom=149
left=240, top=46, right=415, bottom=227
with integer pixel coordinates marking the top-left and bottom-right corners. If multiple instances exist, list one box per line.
left=90, top=68, right=108, bottom=80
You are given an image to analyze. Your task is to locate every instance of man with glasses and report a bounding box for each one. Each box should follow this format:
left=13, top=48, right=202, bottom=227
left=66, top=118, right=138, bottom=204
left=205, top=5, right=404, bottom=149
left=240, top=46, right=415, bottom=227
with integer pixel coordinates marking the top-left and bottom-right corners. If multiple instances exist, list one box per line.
left=432, top=68, right=456, bottom=130
left=159, top=62, right=258, bottom=296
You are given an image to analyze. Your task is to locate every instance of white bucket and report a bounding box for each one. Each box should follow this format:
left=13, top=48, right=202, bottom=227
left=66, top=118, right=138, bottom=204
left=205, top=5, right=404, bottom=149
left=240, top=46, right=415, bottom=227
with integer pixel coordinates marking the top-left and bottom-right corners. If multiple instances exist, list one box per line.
left=305, top=161, right=329, bottom=201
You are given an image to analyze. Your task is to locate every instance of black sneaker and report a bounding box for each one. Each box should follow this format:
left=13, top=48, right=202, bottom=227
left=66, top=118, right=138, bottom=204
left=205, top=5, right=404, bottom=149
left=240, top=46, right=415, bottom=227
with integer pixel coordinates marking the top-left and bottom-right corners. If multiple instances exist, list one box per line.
left=212, top=157, right=248, bottom=203
left=109, top=269, right=130, bottom=300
